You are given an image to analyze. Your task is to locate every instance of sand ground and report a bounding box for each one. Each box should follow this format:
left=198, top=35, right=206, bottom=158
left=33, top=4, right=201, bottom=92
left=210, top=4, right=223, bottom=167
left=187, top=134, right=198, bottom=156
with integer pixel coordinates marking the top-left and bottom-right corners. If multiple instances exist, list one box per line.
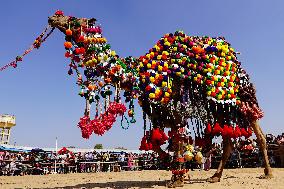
left=0, top=168, right=283, bottom=189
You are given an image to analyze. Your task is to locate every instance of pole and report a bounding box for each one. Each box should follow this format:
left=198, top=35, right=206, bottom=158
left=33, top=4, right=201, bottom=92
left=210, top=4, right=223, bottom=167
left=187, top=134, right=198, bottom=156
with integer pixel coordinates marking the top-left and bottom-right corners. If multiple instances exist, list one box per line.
left=55, top=137, right=58, bottom=174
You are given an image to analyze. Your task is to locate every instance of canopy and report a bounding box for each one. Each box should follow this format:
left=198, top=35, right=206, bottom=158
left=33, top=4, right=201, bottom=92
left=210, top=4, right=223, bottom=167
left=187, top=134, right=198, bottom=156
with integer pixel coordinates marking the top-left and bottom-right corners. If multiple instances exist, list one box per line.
left=0, top=145, right=30, bottom=152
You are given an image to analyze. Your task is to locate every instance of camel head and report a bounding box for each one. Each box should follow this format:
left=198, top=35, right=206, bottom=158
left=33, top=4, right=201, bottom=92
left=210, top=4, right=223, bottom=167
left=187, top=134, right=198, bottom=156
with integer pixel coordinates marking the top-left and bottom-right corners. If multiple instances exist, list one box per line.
left=48, top=10, right=139, bottom=101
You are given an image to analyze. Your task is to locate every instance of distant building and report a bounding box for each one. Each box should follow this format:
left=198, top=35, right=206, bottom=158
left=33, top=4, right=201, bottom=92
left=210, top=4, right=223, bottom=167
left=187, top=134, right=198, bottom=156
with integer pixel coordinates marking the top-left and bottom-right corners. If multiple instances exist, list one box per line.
left=0, top=114, right=16, bottom=144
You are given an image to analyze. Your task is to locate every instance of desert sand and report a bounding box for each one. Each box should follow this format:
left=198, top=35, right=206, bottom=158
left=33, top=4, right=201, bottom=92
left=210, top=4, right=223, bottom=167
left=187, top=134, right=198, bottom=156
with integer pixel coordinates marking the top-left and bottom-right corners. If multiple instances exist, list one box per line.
left=0, top=168, right=283, bottom=189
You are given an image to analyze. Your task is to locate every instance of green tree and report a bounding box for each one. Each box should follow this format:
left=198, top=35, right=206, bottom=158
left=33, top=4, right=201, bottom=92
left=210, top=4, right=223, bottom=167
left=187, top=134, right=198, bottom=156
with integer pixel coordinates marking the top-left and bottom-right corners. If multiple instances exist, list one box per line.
left=94, top=143, right=103, bottom=149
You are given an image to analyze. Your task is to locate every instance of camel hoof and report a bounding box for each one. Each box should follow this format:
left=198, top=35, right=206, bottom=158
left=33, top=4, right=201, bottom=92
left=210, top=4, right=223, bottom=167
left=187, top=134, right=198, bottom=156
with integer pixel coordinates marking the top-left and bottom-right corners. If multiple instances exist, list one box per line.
left=259, top=174, right=273, bottom=179
left=166, top=180, right=184, bottom=188
left=207, top=177, right=220, bottom=183
left=166, top=181, right=176, bottom=188
left=166, top=175, right=184, bottom=188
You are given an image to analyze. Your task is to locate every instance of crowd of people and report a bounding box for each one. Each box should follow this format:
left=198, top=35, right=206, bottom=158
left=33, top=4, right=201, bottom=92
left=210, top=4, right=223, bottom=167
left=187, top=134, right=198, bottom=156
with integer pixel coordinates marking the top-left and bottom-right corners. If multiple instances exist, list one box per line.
left=1, top=133, right=283, bottom=176
left=0, top=150, right=160, bottom=176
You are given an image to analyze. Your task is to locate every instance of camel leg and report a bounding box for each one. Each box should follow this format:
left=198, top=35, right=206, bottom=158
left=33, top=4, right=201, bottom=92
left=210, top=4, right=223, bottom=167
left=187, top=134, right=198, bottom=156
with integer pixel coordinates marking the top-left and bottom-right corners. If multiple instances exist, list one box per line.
left=251, top=121, right=273, bottom=179
left=207, top=137, right=233, bottom=183
left=167, top=133, right=185, bottom=188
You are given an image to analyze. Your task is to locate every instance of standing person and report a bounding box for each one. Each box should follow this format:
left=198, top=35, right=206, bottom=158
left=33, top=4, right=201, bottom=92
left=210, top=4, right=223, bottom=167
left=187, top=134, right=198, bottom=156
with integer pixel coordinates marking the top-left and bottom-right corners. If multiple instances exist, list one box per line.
left=118, top=152, right=125, bottom=168
left=127, top=153, right=134, bottom=171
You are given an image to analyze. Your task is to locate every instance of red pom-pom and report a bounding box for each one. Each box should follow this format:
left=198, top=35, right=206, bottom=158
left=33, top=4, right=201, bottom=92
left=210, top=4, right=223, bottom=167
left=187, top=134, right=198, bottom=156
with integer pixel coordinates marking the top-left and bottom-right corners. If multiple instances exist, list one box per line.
left=55, top=10, right=64, bottom=15
left=65, top=52, right=71, bottom=58
left=74, top=48, right=81, bottom=54
left=78, top=116, right=93, bottom=139
left=77, top=35, right=85, bottom=42
left=66, top=29, right=72, bottom=36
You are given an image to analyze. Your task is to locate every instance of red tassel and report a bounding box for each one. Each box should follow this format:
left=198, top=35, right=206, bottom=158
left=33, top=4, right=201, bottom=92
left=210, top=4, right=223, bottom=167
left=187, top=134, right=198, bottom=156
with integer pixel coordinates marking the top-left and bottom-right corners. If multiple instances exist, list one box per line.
left=227, top=126, right=234, bottom=138
left=168, top=130, right=173, bottom=137
left=222, top=125, right=229, bottom=137
left=240, top=128, right=248, bottom=137
left=151, top=128, right=163, bottom=142
left=212, top=123, right=223, bottom=135
left=139, top=136, right=147, bottom=151
left=206, top=123, right=212, bottom=134
left=247, top=128, right=253, bottom=138
left=148, top=142, right=153, bottom=150
left=161, top=130, right=169, bottom=141
left=234, top=126, right=242, bottom=138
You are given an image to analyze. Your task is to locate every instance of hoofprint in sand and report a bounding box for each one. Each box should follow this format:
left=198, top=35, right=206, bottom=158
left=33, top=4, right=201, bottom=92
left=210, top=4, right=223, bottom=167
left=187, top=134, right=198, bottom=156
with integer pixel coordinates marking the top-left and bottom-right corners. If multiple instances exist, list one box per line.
left=0, top=168, right=283, bottom=189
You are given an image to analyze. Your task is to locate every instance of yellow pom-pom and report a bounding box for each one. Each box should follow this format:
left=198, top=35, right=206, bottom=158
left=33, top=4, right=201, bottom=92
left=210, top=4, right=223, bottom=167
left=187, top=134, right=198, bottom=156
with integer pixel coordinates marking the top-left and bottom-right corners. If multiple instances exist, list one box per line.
left=155, top=74, right=160, bottom=80
left=149, top=93, right=156, bottom=99
left=155, top=89, right=161, bottom=96
left=184, top=151, right=194, bottom=161
left=111, top=51, right=116, bottom=56
left=195, top=152, right=203, bottom=164
left=164, top=92, right=170, bottom=98
left=162, top=81, right=167, bottom=87
left=149, top=76, right=155, bottom=83
left=176, top=72, right=181, bottom=76
left=185, top=144, right=194, bottom=152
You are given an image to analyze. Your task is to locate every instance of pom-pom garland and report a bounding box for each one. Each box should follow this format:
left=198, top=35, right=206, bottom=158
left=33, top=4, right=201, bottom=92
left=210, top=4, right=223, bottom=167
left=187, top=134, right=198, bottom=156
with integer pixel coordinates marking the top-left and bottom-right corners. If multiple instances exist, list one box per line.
left=78, top=102, right=126, bottom=138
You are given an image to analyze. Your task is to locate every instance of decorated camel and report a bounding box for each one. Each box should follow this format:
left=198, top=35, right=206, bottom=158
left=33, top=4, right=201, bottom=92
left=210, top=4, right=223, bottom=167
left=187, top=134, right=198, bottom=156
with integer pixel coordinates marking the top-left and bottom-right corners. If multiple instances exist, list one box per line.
left=1, top=11, right=272, bottom=187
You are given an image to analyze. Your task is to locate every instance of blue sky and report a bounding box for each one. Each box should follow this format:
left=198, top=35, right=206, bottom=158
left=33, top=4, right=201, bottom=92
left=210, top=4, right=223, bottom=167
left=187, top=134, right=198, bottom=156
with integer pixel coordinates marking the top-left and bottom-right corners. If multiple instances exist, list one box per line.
left=0, top=0, right=283, bottom=149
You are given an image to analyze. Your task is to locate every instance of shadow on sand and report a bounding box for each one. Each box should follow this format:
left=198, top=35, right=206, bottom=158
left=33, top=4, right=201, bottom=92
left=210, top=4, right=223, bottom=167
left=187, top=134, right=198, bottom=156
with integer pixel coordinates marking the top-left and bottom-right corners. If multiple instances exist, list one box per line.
left=38, top=178, right=221, bottom=189
left=39, top=180, right=166, bottom=189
